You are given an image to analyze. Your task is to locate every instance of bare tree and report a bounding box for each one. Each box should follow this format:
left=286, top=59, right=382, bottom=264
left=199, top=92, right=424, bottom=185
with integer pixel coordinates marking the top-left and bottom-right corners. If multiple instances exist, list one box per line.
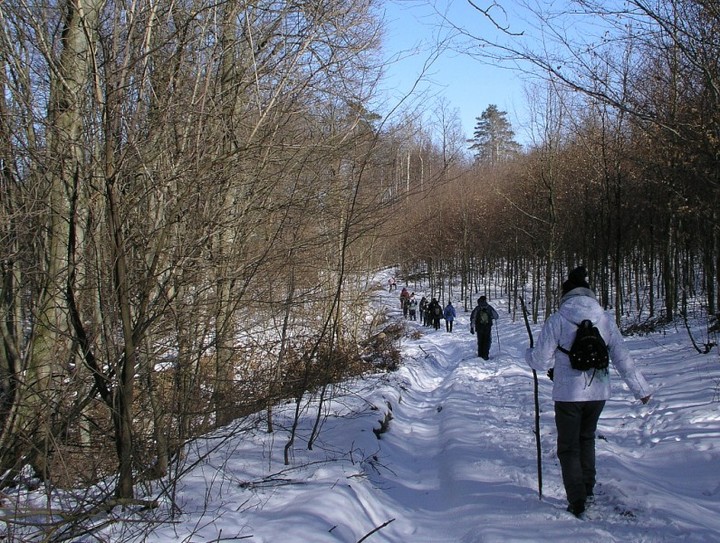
left=0, top=0, right=397, bottom=522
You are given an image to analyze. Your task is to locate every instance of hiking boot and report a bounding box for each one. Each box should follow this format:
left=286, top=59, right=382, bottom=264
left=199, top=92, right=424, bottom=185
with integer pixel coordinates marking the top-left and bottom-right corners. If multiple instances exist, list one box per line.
left=567, top=500, right=585, bottom=517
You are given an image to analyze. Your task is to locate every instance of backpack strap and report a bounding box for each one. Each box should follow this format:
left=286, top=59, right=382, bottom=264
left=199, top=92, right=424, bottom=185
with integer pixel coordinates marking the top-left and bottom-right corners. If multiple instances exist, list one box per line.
left=557, top=317, right=579, bottom=355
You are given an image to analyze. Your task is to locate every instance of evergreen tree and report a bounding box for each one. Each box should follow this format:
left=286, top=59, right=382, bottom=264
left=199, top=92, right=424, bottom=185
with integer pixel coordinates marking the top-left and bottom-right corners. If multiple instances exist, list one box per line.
left=468, top=105, right=521, bottom=165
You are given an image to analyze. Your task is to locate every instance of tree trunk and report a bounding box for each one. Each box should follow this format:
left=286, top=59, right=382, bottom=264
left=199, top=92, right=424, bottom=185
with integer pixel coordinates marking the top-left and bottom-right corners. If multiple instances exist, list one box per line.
left=21, top=0, right=106, bottom=480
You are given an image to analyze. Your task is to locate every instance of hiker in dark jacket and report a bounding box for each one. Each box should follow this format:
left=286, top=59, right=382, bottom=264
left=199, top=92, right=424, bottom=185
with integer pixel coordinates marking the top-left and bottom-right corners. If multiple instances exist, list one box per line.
left=400, top=287, right=410, bottom=311
left=525, top=266, right=652, bottom=518
left=427, top=298, right=442, bottom=330
left=470, top=296, right=499, bottom=359
left=443, top=301, right=456, bottom=332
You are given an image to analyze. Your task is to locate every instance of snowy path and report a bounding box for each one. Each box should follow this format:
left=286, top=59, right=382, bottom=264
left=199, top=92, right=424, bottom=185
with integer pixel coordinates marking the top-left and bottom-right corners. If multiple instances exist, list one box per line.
left=369, top=313, right=572, bottom=540
left=355, top=287, right=719, bottom=542
left=134, top=278, right=720, bottom=542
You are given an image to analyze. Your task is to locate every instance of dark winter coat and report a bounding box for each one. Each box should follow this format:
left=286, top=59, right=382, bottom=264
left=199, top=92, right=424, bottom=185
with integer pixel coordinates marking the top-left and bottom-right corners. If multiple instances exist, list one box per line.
left=470, top=302, right=499, bottom=332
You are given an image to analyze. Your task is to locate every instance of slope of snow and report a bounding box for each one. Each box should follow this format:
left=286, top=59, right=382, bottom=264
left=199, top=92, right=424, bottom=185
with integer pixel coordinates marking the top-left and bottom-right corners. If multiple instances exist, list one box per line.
left=126, top=272, right=720, bottom=542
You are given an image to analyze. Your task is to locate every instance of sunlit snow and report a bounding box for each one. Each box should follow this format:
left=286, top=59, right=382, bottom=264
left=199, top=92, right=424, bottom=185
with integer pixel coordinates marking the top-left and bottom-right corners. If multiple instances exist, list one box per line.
left=125, top=269, right=720, bottom=542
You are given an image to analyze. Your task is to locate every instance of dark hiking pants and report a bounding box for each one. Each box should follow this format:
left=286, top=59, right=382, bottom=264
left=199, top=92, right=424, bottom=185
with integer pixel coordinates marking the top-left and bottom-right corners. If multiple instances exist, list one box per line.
left=554, top=400, right=606, bottom=505
left=476, top=325, right=492, bottom=359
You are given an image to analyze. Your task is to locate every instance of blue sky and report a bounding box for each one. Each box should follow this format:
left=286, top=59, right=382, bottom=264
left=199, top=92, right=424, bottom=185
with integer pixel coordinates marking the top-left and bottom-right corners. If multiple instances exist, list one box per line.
left=378, top=0, right=533, bottom=146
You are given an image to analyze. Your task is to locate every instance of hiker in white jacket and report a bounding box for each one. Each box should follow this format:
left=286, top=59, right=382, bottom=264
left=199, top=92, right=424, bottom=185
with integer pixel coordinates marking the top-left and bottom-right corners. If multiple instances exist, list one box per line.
left=525, top=266, right=652, bottom=517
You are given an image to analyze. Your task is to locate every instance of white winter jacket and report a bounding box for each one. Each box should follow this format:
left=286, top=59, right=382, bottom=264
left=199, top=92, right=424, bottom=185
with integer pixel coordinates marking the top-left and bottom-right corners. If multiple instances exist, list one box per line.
left=527, top=287, right=652, bottom=402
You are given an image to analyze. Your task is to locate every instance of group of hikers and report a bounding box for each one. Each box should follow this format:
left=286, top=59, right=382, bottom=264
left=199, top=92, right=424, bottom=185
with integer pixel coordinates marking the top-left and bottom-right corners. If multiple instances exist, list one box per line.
left=389, top=267, right=653, bottom=519
left=398, top=287, right=456, bottom=331
left=397, top=286, right=498, bottom=355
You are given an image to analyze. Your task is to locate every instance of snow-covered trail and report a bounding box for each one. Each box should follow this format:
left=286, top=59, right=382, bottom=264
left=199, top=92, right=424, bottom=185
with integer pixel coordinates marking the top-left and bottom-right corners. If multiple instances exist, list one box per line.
left=132, top=276, right=720, bottom=543
left=366, top=283, right=720, bottom=542
left=372, top=327, right=544, bottom=542
left=366, top=290, right=565, bottom=539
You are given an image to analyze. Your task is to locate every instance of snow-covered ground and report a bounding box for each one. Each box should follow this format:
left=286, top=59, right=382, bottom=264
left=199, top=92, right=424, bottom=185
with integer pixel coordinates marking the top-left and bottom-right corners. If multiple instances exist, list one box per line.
left=126, top=271, right=720, bottom=542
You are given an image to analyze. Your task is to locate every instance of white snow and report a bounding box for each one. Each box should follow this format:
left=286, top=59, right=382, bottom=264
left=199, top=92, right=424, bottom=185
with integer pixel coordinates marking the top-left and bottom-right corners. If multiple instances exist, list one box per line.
left=127, top=271, right=720, bottom=542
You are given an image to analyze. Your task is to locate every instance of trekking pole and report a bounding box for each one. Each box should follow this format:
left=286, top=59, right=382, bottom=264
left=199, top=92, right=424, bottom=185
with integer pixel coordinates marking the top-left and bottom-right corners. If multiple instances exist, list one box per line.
left=520, top=296, right=542, bottom=500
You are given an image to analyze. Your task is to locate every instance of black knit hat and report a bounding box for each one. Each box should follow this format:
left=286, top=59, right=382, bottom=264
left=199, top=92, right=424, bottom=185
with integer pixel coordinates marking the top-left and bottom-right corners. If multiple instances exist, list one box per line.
left=562, top=266, right=590, bottom=295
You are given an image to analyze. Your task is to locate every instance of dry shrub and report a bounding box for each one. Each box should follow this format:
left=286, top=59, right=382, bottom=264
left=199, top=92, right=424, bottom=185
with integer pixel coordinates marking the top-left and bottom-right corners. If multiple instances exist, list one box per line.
left=360, top=322, right=403, bottom=372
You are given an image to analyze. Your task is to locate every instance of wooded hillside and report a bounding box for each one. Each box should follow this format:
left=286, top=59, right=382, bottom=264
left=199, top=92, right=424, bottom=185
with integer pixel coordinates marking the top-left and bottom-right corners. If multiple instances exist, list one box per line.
left=0, top=0, right=718, bottom=537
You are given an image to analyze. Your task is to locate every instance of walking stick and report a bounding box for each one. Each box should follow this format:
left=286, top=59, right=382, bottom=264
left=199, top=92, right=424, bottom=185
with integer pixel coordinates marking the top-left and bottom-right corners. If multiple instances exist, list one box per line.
left=520, top=296, right=543, bottom=500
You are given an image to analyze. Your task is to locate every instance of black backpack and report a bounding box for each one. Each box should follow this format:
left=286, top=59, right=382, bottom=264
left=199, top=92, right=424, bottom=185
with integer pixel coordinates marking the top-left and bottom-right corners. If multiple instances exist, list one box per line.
left=475, top=307, right=491, bottom=327
left=558, top=319, right=609, bottom=372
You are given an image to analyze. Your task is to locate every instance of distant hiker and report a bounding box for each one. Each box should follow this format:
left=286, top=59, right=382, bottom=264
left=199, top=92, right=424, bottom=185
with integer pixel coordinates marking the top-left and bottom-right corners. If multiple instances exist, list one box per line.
left=402, top=295, right=410, bottom=319
left=427, top=297, right=442, bottom=330
left=409, top=294, right=418, bottom=321
left=443, top=301, right=456, bottom=332
left=388, top=276, right=397, bottom=292
left=422, top=297, right=433, bottom=327
left=419, top=296, right=428, bottom=325
left=525, top=266, right=652, bottom=518
left=470, top=296, right=499, bottom=360
left=400, top=287, right=410, bottom=311
left=425, top=300, right=434, bottom=327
